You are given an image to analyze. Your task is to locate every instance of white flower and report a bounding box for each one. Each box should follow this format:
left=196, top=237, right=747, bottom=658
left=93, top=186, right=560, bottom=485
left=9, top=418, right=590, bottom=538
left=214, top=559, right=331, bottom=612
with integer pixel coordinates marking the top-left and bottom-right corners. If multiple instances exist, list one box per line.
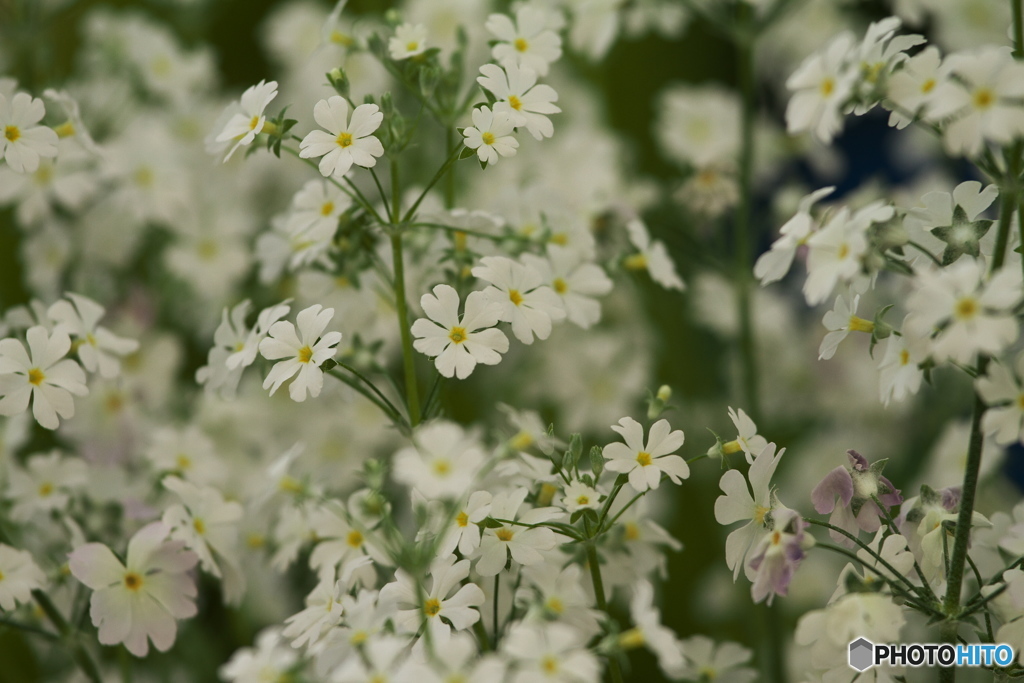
left=603, top=417, right=688, bottom=493
left=928, top=46, right=1024, bottom=157
left=332, top=635, right=414, bottom=683
left=656, top=84, right=740, bottom=168
left=283, top=570, right=349, bottom=648
left=978, top=354, right=1024, bottom=446
left=720, top=407, right=768, bottom=464
left=48, top=293, right=138, bottom=378
left=887, top=45, right=944, bottom=129
left=258, top=304, right=342, bottom=401
left=5, top=450, right=87, bottom=521
left=622, top=581, right=685, bottom=677
left=561, top=480, right=600, bottom=513
left=905, top=258, right=1021, bottom=364
left=286, top=179, right=351, bottom=242
left=0, top=544, right=45, bottom=611
left=213, top=79, right=278, bottom=161
left=42, top=88, right=101, bottom=155
left=145, top=425, right=225, bottom=485
left=877, top=320, right=927, bottom=406
left=849, top=16, right=924, bottom=115
left=161, top=477, right=244, bottom=595
left=68, top=522, right=199, bottom=657
left=197, top=300, right=291, bottom=398
left=714, top=443, right=783, bottom=580
left=785, top=32, right=856, bottom=143
left=411, top=284, right=509, bottom=379
left=462, top=106, right=519, bottom=165
left=392, top=421, right=484, bottom=499
left=379, top=555, right=485, bottom=638
left=521, top=246, right=613, bottom=329
left=486, top=7, right=563, bottom=77
left=472, top=256, right=566, bottom=344
left=437, top=491, right=492, bottom=558
left=519, top=564, right=600, bottom=635
left=754, top=186, right=835, bottom=285
left=307, top=504, right=388, bottom=580
left=476, top=488, right=560, bottom=577
left=818, top=292, right=873, bottom=360
left=0, top=325, right=88, bottom=430
left=401, top=631, right=506, bottom=683
left=0, top=92, right=58, bottom=174
left=299, top=96, right=384, bottom=178
left=625, top=219, right=685, bottom=290
left=220, top=628, right=298, bottom=683
left=389, top=23, right=428, bottom=60
left=477, top=62, right=561, bottom=140
left=502, top=622, right=599, bottom=683
left=804, top=202, right=893, bottom=306
left=676, top=636, right=756, bottom=683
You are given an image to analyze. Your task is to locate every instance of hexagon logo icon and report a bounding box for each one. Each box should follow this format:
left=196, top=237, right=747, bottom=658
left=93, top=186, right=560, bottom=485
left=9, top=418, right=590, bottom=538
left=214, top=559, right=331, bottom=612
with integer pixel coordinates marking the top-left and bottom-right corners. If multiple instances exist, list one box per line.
left=849, top=638, right=874, bottom=672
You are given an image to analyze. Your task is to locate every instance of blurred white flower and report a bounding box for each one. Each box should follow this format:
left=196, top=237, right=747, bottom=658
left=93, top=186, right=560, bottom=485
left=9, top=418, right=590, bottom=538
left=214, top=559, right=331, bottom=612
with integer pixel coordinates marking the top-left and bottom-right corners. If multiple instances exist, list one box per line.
left=0, top=325, right=88, bottom=430
left=472, top=255, right=565, bottom=344
left=213, top=79, right=278, bottom=161
left=0, top=92, right=58, bottom=174
left=477, top=61, right=560, bottom=140
left=389, top=23, right=428, bottom=60
left=486, top=7, right=563, bottom=77
left=0, top=544, right=45, bottom=611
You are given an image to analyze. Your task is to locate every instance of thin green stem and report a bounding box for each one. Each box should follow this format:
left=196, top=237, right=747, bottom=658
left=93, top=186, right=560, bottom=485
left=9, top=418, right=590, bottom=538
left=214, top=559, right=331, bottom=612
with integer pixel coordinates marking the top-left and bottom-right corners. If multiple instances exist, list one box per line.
left=32, top=590, right=103, bottom=683
left=280, top=145, right=387, bottom=224
left=335, top=360, right=406, bottom=423
left=814, top=542, right=941, bottom=617
left=370, top=167, right=392, bottom=222
left=391, top=233, right=422, bottom=426
left=444, top=128, right=456, bottom=209
left=492, top=575, right=500, bottom=648
left=1013, top=0, right=1023, bottom=59
left=585, top=542, right=625, bottom=683
left=906, top=240, right=943, bottom=267
left=400, top=145, right=463, bottom=224
left=391, top=157, right=402, bottom=223
left=328, top=368, right=409, bottom=434
left=0, top=616, right=58, bottom=640
left=409, top=222, right=519, bottom=243
left=871, top=494, right=935, bottom=601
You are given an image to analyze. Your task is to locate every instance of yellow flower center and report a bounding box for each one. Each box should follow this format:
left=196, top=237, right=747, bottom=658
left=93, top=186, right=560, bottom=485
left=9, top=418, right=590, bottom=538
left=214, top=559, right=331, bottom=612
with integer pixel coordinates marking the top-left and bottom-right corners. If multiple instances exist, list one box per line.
left=973, top=88, right=995, bottom=109
left=406, top=41, right=419, bottom=51
left=297, top=345, right=314, bottom=363
left=481, top=131, right=496, bottom=145
left=176, top=454, right=192, bottom=470
left=508, top=289, right=524, bottom=306
left=1017, top=394, right=1024, bottom=410
left=538, top=482, right=557, bottom=506
left=699, top=666, right=719, bottom=680
left=423, top=598, right=442, bottom=617
left=433, top=459, right=451, bottom=476
left=636, top=451, right=652, bottom=466
left=496, top=528, right=514, bottom=542
left=27, top=368, right=45, bottom=386
left=38, top=482, right=54, bottom=497
left=624, top=522, right=640, bottom=540
left=576, top=495, right=590, bottom=506
left=837, top=243, right=850, bottom=260
left=337, top=132, right=354, bottom=148
left=514, top=38, right=529, bottom=52
left=249, top=115, right=261, bottom=131
left=753, top=505, right=770, bottom=526
left=0, top=570, right=4, bottom=581
left=508, top=95, right=523, bottom=110
left=123, top=572, right=143, bottom=591
left=921, top=78, right=936, bottom=94
left=545, top=597, right=564, bottom=614
left=553, top=278, right=567, bottom=294
left=320, top=201, right=335, bottom=216
left=34, top=164, right=53, bottom=185
left=134, top=166, right=154, bottom=187
left=4, top=125, right=20, bottom=142
left=820, top=78, right=835, bottom=96
left=510, top=430, right=533, bottom=450
left=193, top=518, right=206, bottom=535
left=549, top=232, right=568, bottom=245
left=347, top=530, right=364, bottom=547
left=721, top=440, right=742, bottom=455
left=197, top=238, right=219, bottom=260
left=456, top=511, right=469, bottom=527
left=350, top=630, right=368, bottom=644
left=899, top=349, right=910, bottom=366
left=330, top=31, right=354, bottom=47
left=541, top=656, right=558, bottom=674
left=279, top=476, right=303, bottom=493
left=955, top=297, right=978, bottom=320
left=247, top=533, right=266, bottom=549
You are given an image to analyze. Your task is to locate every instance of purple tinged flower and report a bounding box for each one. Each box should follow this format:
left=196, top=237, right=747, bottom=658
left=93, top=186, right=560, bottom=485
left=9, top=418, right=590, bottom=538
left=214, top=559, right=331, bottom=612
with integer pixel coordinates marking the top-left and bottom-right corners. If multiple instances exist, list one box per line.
left=747, top=507, right=811, bottom=605
left=810, top=450, right=902, bottom=546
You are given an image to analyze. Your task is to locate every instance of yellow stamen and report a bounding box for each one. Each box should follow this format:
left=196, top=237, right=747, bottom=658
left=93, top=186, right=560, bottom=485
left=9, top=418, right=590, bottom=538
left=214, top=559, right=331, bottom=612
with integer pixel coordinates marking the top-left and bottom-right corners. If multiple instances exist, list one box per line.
left=955, top=297, right=977, bottom=320
left=545, top=597, right=564, bottom=614
left=176, top=454, right=192, bottom=470
left=514, top=38, right=529, bottom=52
left=624, top=522, right=640, bottom=541
left=553, top=278, right=567, bottom=294
left=618, top=628, right=646, bottom=649
left=540, top=656, right=558, bottom=674
left=973, top=88, right=995, bottom=109
left=423, top=598, right=441, bottom=617
left=899, top=349, right=910, bottom=366
left=495, top=528, right=514, bottom=542
left=508, top=289, right=524, bottom=306
left=38, top=483, right=54, bottom=497
left=193, top=518, right=206, bottom=535
left=336, top=132, right=354, bottom=148
left=921, top=78, right=936, bottom=94
left=123, top=572, right=143, bottom=591
left=346, top=530, right=364, bottom=547
left=636, top=451, right=652, bottom=466
left=537, top=482, right=557, bottom=506
left=576, top=495, right=590, bottom=506
left=623, top=253, right=648, bottom=271
left=320, top=201, right=335, bottom=216
left=721, top=440, right=742, bottom=455
left=448, top=326, right=467, bottom=344
left=406, top=41, right=419, bottom=52
left=456, top=511, right=469, bottom=527
left=27, top=368, right=45, bottom=386
left=433, top=459, right=451, bottom=476
left=510, top=430, right=534, bottom=451
left=54, top=121, right=76, bottom=138
left=508, top=95, right=523, bottom=110
left=4, top=125, right=21, bottom=142
left=481, top=131, right=496, bottom=145
left=820, top=78, right=835, bottom=96
left=297, top=345, right=314, bottom=363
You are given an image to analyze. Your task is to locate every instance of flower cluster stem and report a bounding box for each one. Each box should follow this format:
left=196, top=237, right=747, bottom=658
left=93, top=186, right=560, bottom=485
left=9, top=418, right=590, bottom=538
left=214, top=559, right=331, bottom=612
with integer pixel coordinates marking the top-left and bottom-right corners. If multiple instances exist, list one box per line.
left=585, top=542, right=624, bottom=683
left=390, top=233, right=422, bottom=426
left=32, top=589, right=102, bottom=683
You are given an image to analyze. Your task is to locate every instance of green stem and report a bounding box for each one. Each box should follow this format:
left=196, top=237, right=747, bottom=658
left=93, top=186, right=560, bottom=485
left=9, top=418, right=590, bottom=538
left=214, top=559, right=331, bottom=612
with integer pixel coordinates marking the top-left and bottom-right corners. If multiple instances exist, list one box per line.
left=370, top=167, right=392, bottom=222
left=492, top=575, right=500, bottom=648
left=391, top=233, right=422, bottom=426
left=32, top=590, right=103, bottom=683
left=280, top=145, right=387, bottom=224
left=335, top=361, right=406, bottom=423
left=735, top=11, right=760, bottom=422
left=0, top=616, right=58, bottom=641
left=871, top=494, right=935, bottom=600
left=400, top=145, right=462, bottom=224
left=585, top=542, right=624, bottom=683
left=328, top=368, right=409, bottom=433
left=391, top=158, right=402, bottom=222
left=1013, top=0, right=1023, bottom=59
left=444, top=128, right=456, bottom=209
